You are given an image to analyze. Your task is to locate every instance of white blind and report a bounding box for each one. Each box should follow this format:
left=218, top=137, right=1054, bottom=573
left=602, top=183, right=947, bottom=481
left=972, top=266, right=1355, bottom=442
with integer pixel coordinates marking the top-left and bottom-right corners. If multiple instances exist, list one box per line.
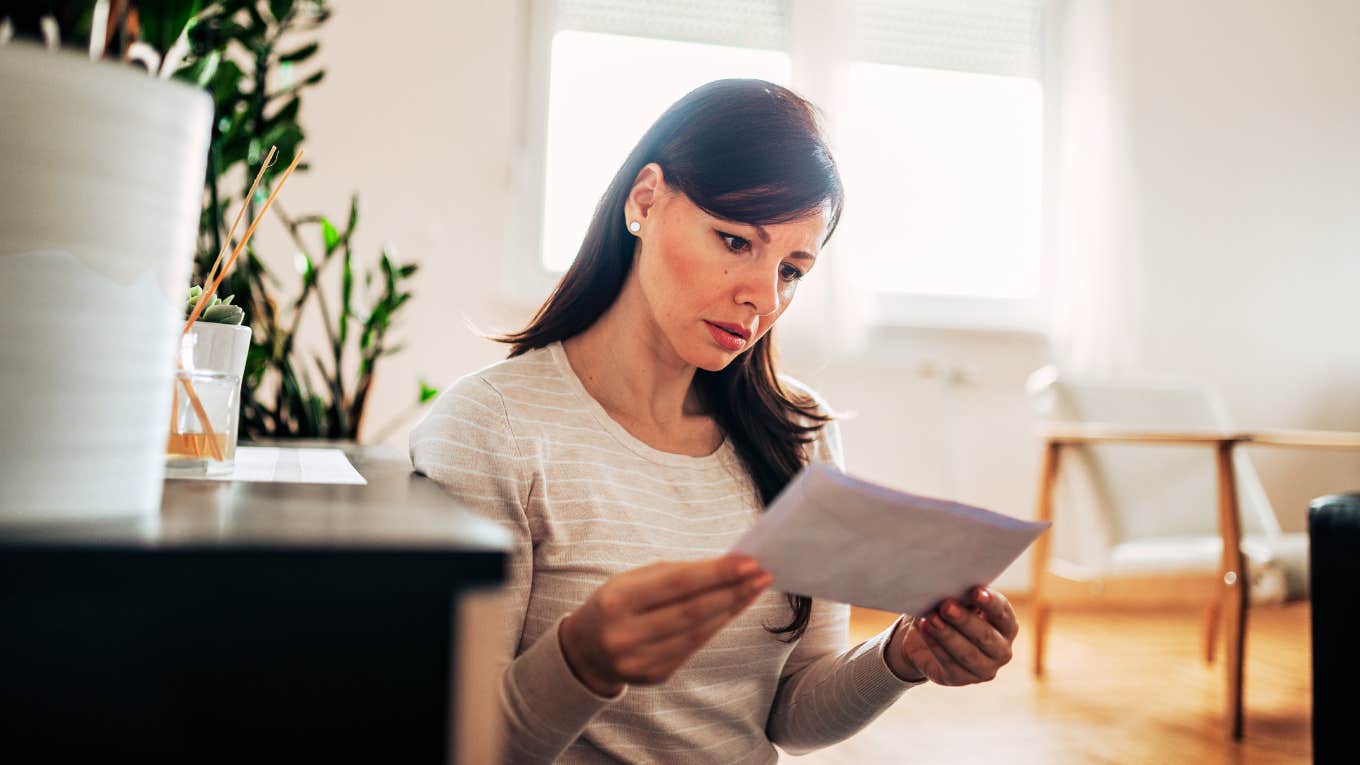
left=554, top=0, right=791, bottom=51
left=853, top=0, right=1043, bottom=79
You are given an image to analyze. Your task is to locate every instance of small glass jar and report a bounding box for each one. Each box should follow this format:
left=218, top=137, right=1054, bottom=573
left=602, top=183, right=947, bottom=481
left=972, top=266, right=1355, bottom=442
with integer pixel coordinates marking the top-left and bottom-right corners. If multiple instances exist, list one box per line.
left=165, top=368, right=240, bottom=476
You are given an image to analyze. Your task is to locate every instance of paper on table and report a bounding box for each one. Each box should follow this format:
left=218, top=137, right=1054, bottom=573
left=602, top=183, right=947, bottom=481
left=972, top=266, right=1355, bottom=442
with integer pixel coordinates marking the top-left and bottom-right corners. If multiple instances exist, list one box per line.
left=172, top=446, right=368, bottom=485
left=731, top=464, right=1048, bottom=616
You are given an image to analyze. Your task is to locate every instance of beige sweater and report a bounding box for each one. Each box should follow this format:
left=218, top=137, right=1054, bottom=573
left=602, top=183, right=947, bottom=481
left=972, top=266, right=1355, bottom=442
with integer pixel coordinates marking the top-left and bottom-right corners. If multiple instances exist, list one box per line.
left=410, top=342, right=921, bottom=763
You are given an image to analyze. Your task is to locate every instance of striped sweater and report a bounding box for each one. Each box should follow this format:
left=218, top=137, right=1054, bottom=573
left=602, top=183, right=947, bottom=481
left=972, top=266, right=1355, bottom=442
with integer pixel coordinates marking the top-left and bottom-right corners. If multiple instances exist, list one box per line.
left=410, top=341, right=921, bottom=763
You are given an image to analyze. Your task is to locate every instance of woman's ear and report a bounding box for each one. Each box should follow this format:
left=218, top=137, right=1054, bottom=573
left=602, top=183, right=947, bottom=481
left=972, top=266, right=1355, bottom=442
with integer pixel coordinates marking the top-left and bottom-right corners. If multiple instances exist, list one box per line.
left=623, top=163, right=665, bottom=234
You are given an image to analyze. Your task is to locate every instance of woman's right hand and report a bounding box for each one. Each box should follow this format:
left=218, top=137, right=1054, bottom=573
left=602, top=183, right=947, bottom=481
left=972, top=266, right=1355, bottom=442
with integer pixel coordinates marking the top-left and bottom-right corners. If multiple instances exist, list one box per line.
left=559, top=554, right=774, bottom=696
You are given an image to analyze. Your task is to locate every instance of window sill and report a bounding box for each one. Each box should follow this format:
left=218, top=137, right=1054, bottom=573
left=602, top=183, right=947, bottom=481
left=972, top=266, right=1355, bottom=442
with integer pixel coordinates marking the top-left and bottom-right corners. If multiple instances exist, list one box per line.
left=870, top=291, right=1050, bottom=337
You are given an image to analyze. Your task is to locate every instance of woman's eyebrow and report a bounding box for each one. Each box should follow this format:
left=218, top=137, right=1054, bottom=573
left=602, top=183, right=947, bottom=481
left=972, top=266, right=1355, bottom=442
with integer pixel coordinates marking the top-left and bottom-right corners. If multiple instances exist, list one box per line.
left=750, top=224, right=818, bottom=262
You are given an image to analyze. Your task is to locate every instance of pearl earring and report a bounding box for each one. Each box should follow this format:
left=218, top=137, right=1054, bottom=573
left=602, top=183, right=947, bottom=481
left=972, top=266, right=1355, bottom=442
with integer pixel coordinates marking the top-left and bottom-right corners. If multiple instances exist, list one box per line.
left=628, top=221, right=641, bottom=233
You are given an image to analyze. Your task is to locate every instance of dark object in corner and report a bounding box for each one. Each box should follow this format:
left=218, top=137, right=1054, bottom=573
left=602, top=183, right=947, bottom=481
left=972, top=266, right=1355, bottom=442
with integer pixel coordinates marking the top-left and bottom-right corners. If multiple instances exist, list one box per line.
left=1309, top=492, right=1360, bottom=765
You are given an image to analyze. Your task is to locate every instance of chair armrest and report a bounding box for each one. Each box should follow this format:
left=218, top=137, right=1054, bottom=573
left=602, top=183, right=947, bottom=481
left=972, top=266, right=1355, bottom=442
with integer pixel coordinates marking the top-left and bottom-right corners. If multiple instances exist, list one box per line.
left=1246, top=429, right=1360, bottom=450
left=1039, top=423, right=1360, bottom=450
left=1038, top=423, right=1246, bottom=446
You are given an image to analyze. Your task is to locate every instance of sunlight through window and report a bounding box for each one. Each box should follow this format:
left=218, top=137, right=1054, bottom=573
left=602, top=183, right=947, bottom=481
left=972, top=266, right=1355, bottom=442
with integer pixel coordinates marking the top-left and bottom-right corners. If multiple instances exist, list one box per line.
left=836, top=63, right=1043, bottom=299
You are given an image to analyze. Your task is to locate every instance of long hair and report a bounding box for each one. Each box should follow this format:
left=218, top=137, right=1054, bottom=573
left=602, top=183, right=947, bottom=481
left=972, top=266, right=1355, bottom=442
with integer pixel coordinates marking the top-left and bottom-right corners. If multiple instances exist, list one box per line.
left=497, top=79, right=844, bottom=641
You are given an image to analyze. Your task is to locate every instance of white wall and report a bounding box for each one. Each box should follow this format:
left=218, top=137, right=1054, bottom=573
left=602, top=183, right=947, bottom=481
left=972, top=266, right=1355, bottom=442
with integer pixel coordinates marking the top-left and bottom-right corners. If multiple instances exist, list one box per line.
left=248, top=0, right=528, bottom=445
left=259, top=0, right=1357, bottom=592
left=1119, top=0, right=1360, bottom=531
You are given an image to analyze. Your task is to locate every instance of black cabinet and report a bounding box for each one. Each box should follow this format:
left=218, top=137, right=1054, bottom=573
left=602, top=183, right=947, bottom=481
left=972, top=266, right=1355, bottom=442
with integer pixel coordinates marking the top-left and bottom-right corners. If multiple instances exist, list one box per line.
left=1310, top=492, right=1360, bottom=765
left=0, top=447, right=508, bottom=763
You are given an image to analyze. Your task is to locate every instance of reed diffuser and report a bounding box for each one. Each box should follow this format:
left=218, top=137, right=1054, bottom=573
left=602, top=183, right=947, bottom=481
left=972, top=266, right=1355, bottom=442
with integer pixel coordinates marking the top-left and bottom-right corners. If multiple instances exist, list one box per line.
left=166, top=144, right=300, bottom=474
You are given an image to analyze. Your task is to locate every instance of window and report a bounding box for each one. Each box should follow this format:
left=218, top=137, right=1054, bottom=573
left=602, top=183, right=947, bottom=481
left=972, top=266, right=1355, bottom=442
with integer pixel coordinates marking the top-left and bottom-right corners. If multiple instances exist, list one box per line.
left=839, top=65, right=1042, bottom=300
left=513, top=0, right=1049, bottom=333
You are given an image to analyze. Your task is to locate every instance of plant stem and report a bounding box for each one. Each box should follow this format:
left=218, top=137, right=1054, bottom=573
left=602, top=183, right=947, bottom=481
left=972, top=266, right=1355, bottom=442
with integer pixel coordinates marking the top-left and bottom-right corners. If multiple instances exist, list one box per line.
left=273, top=200, right=343, bottom=356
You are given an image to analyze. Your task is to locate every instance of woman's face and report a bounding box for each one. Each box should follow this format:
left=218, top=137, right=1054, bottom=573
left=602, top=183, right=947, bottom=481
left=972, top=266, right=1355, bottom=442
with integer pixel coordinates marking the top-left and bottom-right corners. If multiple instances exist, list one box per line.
left=624, top=163, right=830, bottom=372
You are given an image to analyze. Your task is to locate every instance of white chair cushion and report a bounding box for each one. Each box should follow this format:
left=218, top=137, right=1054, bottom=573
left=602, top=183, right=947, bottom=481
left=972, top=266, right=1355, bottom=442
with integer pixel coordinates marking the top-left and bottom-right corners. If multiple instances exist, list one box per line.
left=1105, top=532, right=1308, bottom=603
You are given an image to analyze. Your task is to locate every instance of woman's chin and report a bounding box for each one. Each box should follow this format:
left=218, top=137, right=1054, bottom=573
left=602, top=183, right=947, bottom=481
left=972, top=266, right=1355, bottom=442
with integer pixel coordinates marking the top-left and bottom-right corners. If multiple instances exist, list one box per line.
left=675, top=330, right=746, bottom=372
left=688, top=344, right=740, bottom=373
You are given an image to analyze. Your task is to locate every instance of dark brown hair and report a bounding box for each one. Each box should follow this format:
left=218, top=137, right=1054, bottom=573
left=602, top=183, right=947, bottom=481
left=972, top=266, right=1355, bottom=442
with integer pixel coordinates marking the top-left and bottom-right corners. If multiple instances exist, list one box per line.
left=497, top=79, right=844, bottom=641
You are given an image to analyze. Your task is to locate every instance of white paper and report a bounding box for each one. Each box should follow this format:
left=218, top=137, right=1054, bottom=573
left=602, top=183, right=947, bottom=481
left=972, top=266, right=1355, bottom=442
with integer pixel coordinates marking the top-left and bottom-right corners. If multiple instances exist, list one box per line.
left=731, top=464, right=1049, bottom=616
left=172, top=446, right=368, bottom=485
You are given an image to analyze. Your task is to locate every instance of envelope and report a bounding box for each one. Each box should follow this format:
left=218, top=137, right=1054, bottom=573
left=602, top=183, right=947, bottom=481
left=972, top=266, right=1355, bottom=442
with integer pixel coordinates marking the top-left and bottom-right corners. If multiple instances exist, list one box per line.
left=730, top=464, right=1050, bottom=616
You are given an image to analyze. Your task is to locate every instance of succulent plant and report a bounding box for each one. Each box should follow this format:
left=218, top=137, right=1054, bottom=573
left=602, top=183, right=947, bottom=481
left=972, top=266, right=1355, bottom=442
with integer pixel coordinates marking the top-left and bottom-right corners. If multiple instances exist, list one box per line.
left=186, top=285, right=245, bottom=325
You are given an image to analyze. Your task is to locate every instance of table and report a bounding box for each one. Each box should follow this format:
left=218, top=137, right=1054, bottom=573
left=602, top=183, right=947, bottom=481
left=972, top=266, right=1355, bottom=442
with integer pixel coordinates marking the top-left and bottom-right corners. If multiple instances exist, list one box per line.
left=0, top=446, right=510, bottom=763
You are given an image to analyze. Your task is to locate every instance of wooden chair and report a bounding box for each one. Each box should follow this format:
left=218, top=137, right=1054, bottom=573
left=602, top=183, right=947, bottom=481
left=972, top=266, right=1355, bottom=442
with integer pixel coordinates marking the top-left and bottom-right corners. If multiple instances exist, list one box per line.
left=1024, top=366, right=1311, bottom=740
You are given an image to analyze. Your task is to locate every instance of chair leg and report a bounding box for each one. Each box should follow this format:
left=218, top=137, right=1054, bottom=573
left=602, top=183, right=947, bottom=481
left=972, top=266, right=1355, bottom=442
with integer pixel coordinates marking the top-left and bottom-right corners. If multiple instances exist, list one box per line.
left=1202, top=599, right=1220, bottom=664
left=1030, top=441, right=1060, bottom=678
left=1215, top=442, right=1248, bottom=740
left=1223, top=582, right=1247, bottom=740
left=1033, top=601, right=1051, bottom=676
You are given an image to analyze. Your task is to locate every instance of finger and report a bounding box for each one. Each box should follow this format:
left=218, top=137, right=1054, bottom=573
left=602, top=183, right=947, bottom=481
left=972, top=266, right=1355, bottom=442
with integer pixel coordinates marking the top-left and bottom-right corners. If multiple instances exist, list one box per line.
left=938, top=599, right=1012, bottom=663
left=630, top=572, right=773, bottom=644
left=917, top=626, right=983, bottom=686
left=970, top=587, right=1019, bottom=641
left=620, top=555, right=764, bottom=612
left=621, top=586, right=765, bottom=677
left=921, top=611, right=995, bottom=680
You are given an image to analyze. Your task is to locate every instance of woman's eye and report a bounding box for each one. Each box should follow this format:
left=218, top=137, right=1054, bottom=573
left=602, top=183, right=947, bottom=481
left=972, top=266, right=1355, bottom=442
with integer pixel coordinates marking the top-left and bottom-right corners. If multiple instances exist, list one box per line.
left=718, top=232, right=751, bottom=253
left=780, top=264, right=806, bottom=283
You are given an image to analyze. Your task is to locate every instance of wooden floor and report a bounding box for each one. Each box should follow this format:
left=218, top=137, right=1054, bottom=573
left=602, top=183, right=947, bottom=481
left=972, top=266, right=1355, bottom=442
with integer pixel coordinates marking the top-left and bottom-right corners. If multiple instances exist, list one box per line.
left=798, top=602, right=1311, bottom=764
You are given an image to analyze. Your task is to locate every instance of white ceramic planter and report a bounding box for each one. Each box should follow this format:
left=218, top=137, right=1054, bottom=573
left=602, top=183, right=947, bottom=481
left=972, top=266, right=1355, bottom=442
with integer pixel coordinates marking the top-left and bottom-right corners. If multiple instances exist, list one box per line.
left=0, top=42, right=212, bottom=524
left=182, top=322, right=252, bottom=382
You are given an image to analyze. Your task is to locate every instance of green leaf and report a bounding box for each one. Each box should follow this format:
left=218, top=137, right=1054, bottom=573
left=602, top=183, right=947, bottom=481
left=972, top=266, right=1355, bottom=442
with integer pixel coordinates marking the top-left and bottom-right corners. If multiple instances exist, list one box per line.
left=262, top=123, right=305, bottom=165
left=267, top=95, right=301, bottom=127
left=270, top=0, right=297, bottom=23
left=295, top=251, right=315, bottom=285
left=181, top=50, right=221, bottom=89
left=202, top=303, right=246, bottom=325
left=307, top=394, right=328, bottom=437
left=279, top=41, right=318, bottom=63
left=419, top=381, right=439, bottom=404
left=136, top=0, right=202, bottom=59
left=380, top=251, right=397, bottom=293
left=346, top=195, right=359, bottom=234
left=397, top=263, right=419, bottom=278
left=339, top=249, right=353, bottom=344
left=210, top=59, right=246, bottom=103
left=321, top=218, right=340, bottom=254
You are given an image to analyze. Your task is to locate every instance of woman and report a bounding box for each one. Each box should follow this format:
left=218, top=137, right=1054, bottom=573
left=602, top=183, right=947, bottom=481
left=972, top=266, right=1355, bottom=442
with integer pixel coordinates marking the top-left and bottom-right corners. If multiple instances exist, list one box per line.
left=411, top=79, right=1018, bottom=763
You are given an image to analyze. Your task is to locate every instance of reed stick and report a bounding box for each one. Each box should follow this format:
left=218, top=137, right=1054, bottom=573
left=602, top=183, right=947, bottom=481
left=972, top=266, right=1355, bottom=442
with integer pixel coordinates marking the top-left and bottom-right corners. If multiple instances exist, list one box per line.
left=175, top=147, right=275, bottom=461
left=202, top=146, right=277, bottom=295
left=184, top=148, right=304, bottom=333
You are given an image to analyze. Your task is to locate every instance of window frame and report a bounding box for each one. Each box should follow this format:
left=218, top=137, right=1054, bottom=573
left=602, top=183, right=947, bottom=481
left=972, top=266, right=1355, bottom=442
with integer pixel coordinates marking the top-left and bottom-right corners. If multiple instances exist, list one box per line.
left=506, top=0, right=1057, bottom=335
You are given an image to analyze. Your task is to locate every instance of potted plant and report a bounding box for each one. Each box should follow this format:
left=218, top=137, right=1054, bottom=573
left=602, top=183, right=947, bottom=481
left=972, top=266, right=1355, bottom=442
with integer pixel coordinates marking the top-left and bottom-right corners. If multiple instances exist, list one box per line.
left=174, top=0, right=424, bottom=443
left=181, top=285, right=250, bottom=376
left=0, top=5, right=212, bottom=523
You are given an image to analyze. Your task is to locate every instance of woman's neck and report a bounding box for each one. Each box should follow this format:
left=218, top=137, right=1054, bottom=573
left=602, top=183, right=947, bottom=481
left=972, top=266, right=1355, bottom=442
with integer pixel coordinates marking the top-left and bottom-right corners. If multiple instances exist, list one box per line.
left=562, top=278, right=706, bottom=431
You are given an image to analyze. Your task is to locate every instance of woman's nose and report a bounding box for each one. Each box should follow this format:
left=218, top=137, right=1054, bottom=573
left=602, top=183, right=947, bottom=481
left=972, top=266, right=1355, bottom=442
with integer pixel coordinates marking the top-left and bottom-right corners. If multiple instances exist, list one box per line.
left=735, top=262, right=782, bottom=317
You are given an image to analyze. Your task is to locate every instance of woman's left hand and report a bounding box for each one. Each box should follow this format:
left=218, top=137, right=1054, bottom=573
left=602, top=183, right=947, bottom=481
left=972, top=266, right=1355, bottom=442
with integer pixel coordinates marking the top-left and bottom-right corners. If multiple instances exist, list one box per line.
left=886, top=586, right=1018, bottom=686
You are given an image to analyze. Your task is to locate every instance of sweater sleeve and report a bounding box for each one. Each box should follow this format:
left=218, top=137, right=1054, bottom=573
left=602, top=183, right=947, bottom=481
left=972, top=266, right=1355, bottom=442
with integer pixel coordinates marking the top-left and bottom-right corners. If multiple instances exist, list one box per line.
left=410, top=374, right=623, bottom=764
left=765, top=386, right=928, bottom=754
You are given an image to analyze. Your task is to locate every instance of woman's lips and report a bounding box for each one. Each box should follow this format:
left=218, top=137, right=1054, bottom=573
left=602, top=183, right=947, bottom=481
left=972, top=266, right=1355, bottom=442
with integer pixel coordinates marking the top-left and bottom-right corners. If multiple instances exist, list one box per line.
left=705, top=320, right=747, bottom=351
